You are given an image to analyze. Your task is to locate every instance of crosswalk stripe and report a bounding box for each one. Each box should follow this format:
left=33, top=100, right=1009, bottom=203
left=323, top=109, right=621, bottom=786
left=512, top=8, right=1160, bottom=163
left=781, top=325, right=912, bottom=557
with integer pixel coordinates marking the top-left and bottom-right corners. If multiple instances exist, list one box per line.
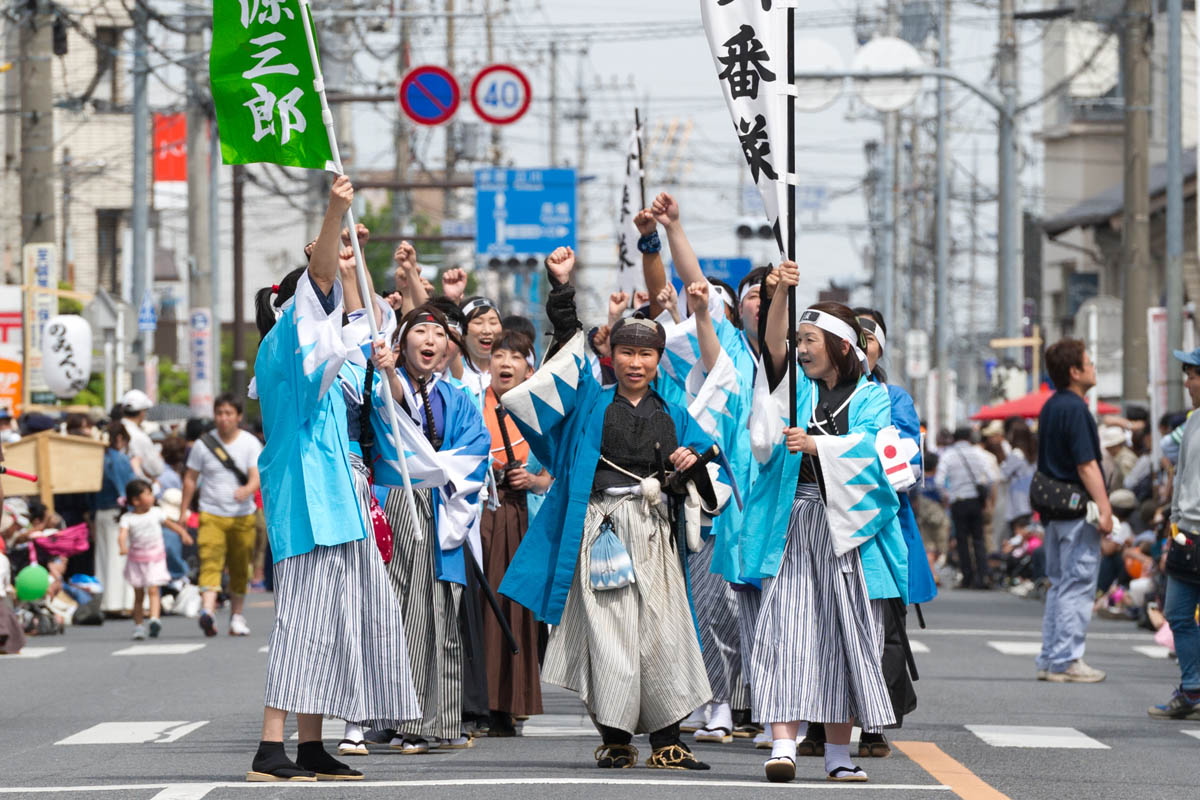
left=519, top=714, right=596, bottom=738
left=1181, top=730, right=1200, bottom=742
left=56, top=721, right=209, bottom=746
left=986, top=641, right=1043, bottom=656
left=112, top=644, right=205, bottom=656
left=910, top=640, right=930, bottom=654
left=1132, top=645, right=1171, bottom=659
left=0, top=647, right=64, bottom=659
left=965, top=725, right=1109, bottom=749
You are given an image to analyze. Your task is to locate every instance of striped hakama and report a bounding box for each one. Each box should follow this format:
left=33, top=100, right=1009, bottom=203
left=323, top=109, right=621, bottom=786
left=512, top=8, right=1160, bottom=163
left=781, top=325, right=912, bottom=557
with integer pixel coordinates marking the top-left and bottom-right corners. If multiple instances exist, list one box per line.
left=480, top=489, right=544, bottom=717
left=384, top=486, right=465, bottom=741
left=734, top=585, right=763, bottom=718
left=263, top=456, right=420, bottom=727
left=543, top=492, right=711, bottom=735
left=749, top=483, right=895, bottom=732
left=688, top=537, right=745, bottom=708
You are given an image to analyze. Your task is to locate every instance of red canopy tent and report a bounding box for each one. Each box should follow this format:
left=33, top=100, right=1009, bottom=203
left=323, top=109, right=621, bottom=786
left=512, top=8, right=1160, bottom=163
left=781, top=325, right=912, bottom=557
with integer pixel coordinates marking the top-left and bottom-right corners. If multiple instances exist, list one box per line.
left=971, top=385, right=1120, bottom=421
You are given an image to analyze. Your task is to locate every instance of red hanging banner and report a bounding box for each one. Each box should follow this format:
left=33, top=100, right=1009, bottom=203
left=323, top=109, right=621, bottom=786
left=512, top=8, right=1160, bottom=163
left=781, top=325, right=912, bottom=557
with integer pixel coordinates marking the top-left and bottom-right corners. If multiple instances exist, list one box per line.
left=153, top=113, right=187, bottom=182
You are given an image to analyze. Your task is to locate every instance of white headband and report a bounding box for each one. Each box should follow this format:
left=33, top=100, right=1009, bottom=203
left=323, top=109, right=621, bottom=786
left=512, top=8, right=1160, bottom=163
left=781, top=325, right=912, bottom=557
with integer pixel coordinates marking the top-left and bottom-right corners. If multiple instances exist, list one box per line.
left=798, top=308, right=870, bottom=373
left=738, top=281, right=760, bottom=304
left=461, top=297, right=498, bottom=319
left=857, top=317, right=886, bottom=352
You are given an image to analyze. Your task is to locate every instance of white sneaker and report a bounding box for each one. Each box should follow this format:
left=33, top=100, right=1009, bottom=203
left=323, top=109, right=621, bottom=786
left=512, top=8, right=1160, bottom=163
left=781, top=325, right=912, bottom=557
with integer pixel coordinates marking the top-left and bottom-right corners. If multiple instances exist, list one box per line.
left=131, top=624, right=147, bottom=641
left=229, top=614, right=251, bottom=637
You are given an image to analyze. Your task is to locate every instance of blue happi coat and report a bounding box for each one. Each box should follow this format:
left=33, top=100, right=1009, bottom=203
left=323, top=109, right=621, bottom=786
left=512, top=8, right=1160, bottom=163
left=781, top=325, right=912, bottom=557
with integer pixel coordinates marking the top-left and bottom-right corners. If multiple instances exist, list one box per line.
left=659, top=312, right=758, bottom=584
left=369, top=369, right=491, bottom=586
left=497, top=330, right=732, bottom=625
left=253, top=276, right=366, bottom=563
left=878, top=379, right=938, bottom=605
left=743, top=367, right=909, bottom=604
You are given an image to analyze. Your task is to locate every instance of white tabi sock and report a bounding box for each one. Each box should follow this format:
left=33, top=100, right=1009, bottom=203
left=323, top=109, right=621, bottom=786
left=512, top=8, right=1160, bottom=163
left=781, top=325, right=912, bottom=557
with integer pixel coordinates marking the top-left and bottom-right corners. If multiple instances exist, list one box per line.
left=343, top=722, right=364, bottom=742
left=707, top=702, right=733, bottom=733
left=824, top=742, right=856, bottom=774
left=795, top=721, right=808, bottom=744
left=771, top=737, right=797, bottom=760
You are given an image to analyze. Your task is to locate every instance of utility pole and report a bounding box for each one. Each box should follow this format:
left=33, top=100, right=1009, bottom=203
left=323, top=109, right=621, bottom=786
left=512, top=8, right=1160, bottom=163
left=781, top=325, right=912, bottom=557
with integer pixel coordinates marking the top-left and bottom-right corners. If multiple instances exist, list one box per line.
left=1166, top=0, right=1185, bottom=411
left=186, top=10, right=213, bottom=409
left=934, top=0, right=951, bottom=429
left=392, top=0, right=412, bottom=241
left=1121, top=0, right=1153, bottom=408
left=61, top=149, right=73, bottom=282
left=232, top=165, right=246, bottom=400
left=968, top=144, right=980, bottom=411
left=130, top=0, right=150, bottom=391
left=20, top=0, right=55, bottom=247
left=549, top=42, right=559, bottom=165
left=484, top=0, right=502, bottom=166
left=575, top=47, right=588, bottom=279
left=997, top=0, right=1022, bottom=360
left=879, top=0, right=898, bottom=339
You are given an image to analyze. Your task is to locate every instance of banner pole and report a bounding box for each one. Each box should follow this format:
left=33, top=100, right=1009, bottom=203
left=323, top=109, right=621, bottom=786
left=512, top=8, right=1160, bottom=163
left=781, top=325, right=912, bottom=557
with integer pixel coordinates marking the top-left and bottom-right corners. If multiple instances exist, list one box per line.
left=297, top=0, right=423, bottom=539
left=634, top=107, right=646, bottom=209
left=786, top=4, right=798, bottom=428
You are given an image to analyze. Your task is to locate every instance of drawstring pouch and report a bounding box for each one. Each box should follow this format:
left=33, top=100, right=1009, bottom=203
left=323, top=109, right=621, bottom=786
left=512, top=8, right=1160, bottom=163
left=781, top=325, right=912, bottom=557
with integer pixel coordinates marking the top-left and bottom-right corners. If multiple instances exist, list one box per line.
left=589, top=515, right=636, bottom=591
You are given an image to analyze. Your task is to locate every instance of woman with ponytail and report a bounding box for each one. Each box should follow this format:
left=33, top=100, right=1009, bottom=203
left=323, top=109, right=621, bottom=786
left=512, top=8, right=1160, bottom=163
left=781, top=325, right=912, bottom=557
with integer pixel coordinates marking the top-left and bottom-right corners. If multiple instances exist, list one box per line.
left=247, top=176, right=419, bottom=783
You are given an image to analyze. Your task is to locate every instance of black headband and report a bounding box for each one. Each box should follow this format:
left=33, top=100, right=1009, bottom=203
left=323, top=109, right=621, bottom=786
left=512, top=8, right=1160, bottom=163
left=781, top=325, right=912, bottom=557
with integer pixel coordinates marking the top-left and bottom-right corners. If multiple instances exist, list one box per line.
left=610, top=316, right=666, bottom=352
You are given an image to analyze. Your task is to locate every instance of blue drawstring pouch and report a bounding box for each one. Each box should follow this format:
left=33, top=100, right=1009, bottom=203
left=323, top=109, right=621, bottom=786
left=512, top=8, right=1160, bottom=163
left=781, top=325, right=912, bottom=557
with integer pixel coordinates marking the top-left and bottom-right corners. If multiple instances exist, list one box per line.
left=589, top=516, right=635, bottom=591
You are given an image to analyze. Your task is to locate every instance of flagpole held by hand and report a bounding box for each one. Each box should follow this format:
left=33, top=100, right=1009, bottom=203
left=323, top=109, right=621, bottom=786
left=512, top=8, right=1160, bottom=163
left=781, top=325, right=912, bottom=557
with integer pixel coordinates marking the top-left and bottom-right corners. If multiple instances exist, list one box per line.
left=296, top=0, right=422, bottom=539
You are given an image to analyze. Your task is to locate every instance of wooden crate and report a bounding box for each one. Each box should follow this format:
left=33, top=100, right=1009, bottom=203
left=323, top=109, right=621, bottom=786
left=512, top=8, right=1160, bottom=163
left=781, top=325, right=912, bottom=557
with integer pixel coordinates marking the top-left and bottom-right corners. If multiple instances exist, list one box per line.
left=2, top=430, right=106, bottom=512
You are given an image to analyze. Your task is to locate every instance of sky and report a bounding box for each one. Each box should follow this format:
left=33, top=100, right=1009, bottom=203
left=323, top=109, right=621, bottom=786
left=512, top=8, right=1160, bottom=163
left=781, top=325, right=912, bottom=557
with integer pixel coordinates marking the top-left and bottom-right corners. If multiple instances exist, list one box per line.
left=144, top=0, right=1051, bottom=341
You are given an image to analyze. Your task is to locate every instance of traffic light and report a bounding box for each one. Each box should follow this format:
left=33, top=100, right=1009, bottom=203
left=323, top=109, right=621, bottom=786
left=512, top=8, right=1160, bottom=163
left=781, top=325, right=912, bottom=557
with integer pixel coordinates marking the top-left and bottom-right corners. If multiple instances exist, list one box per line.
left=735, top=217, right=774, bottom=240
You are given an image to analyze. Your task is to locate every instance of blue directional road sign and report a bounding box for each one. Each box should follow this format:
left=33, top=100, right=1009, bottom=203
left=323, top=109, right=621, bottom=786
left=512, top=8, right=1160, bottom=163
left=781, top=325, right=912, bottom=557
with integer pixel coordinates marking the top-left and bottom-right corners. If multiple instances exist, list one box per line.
left=475, top=168, right=576, bottom=265
left=137, top=290, right=157, bottom=333
left=667, top=257, right=755, bottom=293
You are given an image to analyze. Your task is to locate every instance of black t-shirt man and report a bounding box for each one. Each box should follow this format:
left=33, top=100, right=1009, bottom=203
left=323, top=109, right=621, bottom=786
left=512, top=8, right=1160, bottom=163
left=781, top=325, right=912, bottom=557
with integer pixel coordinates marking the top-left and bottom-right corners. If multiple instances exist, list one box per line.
left=1037, top=389, right=1103, bottom=485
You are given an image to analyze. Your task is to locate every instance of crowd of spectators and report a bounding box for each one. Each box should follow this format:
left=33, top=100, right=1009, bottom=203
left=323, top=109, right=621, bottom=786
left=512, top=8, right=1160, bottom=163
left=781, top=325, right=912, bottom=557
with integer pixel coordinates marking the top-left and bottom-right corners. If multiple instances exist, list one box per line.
left=1, top=390, right=270, bottom=650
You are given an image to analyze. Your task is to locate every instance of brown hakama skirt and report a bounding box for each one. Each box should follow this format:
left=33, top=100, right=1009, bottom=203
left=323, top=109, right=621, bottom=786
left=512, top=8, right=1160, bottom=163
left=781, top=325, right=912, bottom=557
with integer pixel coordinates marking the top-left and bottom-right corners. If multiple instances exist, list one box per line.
left=480, top=488, right=544, bottom=717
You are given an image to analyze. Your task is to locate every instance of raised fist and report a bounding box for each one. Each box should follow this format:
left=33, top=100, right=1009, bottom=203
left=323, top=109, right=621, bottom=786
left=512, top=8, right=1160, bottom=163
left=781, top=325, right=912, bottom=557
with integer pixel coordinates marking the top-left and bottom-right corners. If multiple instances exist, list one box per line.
left=545, top=246, right=575, bottom=284
left=650, top=192, right=680, bottom=226
left=633, top=209, right=657, bottom=237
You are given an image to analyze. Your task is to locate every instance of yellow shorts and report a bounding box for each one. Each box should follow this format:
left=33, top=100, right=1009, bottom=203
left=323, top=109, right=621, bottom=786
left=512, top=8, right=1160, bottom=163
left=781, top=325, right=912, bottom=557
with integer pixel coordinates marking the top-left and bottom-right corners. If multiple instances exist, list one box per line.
left=197, top=512, right=257, bottom=595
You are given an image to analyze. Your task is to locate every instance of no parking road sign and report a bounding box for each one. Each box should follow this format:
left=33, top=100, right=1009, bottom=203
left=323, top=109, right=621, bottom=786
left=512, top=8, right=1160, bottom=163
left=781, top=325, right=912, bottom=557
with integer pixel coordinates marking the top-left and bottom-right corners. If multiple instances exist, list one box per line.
left=399, top=65, right=460, bottom=126
left=470, top=64, right=532, bottom=126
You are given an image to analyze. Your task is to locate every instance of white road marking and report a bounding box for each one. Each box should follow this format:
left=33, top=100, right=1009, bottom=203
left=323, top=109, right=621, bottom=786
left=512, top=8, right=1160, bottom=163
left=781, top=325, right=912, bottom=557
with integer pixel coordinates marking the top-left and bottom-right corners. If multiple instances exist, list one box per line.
left=0, top=778, right=953, bottom=794
left=257, top=646, right=268, bottom=653
left=986, top=641, right=1043, bottom=656
left=966, top=725, right=1109, bottom=749
left=0, top=646, right=65, bottom=659
left=150, top=785, right=219, bottom=800
left=1181, top=730, right=1200, bottom=741
left=919, top=627, right=1151, bottom=641
left=56, top=721, right=209, bottom=746
left=112, top=644, right=206, bottom=656
left=909, top=640, right=930, bottom=654
left=1133, top=645, right=1171, bottom=659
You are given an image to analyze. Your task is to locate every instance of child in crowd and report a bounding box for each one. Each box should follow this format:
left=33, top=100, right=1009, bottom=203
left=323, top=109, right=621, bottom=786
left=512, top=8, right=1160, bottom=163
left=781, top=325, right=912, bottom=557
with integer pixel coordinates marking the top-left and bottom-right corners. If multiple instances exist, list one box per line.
left=118, top=479, right=187, bottom=640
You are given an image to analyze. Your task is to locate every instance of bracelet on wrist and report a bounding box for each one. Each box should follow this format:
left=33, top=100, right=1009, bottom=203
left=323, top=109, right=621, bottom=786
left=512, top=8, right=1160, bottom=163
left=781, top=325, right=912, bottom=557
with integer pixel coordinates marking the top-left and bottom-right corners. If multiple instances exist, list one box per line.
left=637, top=231, right=662, bottom=254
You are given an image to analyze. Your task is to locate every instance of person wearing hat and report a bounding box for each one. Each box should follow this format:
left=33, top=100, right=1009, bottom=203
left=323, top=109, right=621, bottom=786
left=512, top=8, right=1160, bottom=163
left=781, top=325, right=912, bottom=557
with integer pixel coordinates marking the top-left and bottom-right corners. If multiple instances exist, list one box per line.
left=1099, top=425, right=1137, bottom=494
left=1149, top=346, right=1200, bottom=719
left=120, top=389, right=164, bottom=480
left=498, top=246, right=733, bottom=772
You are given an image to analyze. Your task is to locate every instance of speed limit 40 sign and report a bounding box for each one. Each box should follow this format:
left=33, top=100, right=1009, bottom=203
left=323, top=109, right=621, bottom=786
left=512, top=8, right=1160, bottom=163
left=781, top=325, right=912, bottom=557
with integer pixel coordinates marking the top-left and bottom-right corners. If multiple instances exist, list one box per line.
left=470, top=64, right=532, bottom=126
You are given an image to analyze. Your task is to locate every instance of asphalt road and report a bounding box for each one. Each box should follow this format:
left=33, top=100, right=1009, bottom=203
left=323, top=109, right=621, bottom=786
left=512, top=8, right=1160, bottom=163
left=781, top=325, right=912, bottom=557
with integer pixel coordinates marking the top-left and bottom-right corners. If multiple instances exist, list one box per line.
left=1, top=587, right=1195, bottom=800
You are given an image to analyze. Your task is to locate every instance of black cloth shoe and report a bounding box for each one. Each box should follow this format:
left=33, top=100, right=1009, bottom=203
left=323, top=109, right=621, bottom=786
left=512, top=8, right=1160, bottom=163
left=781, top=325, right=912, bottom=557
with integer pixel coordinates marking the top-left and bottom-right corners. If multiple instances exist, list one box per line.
left=246, top=741, right=316, bottom=783
left=797, top=722, right=826, bottom=756
left=295, top=741, right=364, bottom=781
left=646, top=743, right=710, bottom=770
left=594, top=743, right=638, bottom=768
left=857, top=731, right=891, bottom=757
left=488, top=710, right=517, bottom=737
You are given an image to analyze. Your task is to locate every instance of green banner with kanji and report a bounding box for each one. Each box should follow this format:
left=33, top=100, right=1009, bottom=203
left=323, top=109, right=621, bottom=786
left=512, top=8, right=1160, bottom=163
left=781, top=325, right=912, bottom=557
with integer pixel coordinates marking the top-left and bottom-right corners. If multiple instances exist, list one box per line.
left=210, top=0, right=334, bottom=169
